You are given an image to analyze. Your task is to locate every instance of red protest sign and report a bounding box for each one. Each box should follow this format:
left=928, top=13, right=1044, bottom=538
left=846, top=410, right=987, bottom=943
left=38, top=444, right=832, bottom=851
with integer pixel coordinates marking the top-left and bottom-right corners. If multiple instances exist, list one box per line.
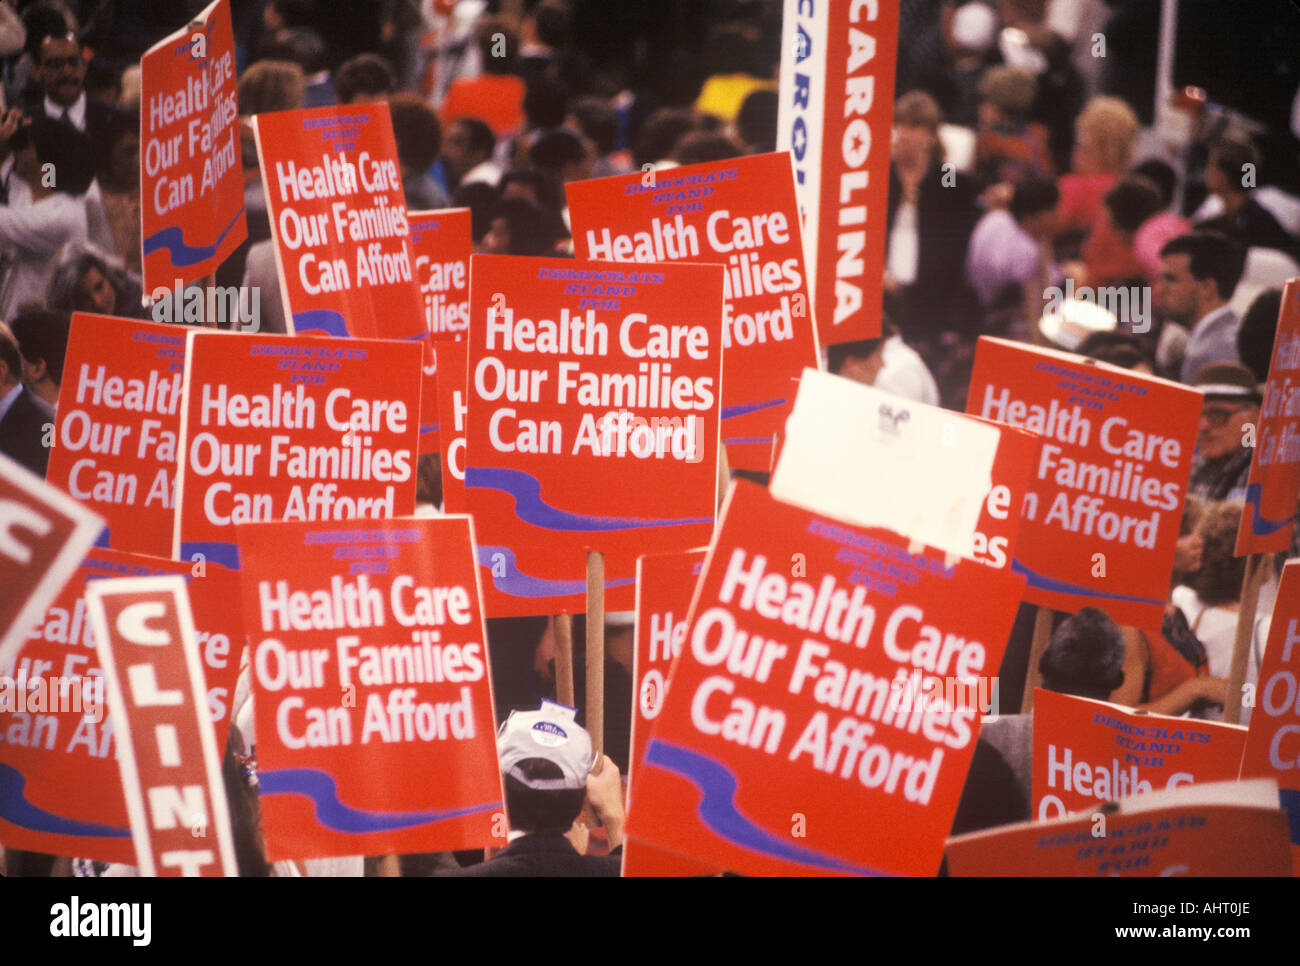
left=623, top=548, right=718, bottom=876
left=173, top=331, right=421, bottom=569
left=236, top=516, right=505, bottom=860
left=87, top=575, right=236, bottom=875
left=1240, top=560, right=1300, bottom=872
left=465, top=255, right=723, bottom=617
left=1237, top=278, right=1300, bottom=555
left=1032, top=689, right=1247, bottom=821
left=46, top=314, right=185, bottom=557
left=967, top=337, right=1200, bottom=631
left=252, top=103, right=422, bottom=340
left=140, top=0, right=246, bottom=293
left=567, top=152, right=819, bottom=473
left=947, top=779, right=1292, bottom=876
left=0, top=547, right=244, bottom=864
left=410, top=208, right=472, bottom=456
left=627, top=481, right=1025, bottom=876
left=435, top=338, right=468, bottom=514
left=411, top=208, right=471, bottom=338
left=253, top=104, right=438, bottom=453
left=0, top=453, right=103, bottom=673
left=776, top=0, right=899, bottom=344
left=415, top=337, right=440, bottom=457
left=967, top=418, right=1040, bottom=571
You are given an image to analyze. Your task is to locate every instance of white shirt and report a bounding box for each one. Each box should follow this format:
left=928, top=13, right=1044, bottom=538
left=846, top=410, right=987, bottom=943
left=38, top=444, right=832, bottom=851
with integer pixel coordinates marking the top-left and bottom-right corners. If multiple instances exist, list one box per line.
left=965, top=208, right=1041, bottom=307
left=875, top=335, right=940, bottom=406
left=1180, top=303, right=1241, bottom=384
left=460, top=158, right=503, bottom=188
left=44, top=92, right=87, bottom=132
left=0, top=190, right=89, bottom=319
left=886, top=200, right=919, bottom=286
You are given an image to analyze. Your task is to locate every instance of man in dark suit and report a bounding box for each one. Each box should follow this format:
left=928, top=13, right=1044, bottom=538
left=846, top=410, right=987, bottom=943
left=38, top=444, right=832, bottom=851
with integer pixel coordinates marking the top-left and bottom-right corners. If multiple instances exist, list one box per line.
left=0, top=319, right=54, bottom=477
left=25, top=33, right=115, bottom=150
left=444, top=702, right=625, bottom=876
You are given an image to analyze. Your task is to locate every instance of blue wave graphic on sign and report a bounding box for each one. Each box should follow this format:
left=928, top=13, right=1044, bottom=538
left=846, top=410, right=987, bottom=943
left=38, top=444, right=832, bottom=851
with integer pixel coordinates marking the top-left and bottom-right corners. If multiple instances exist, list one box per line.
left=1011, top=558, right=1163, bottom=607
left=723, top=437, right=773, bottom=446
left=259, top=768, right=499, bottom=832
left=721, top=398, right=785, bottom=420
left=465, top=466, right=711, bottom=531
left=419, top=424, right=439, bottom=436
left=142, top=208, right=246, bottom=267
left=475, top=545, right=635, bottom=598
left=643, top=741, right=885, bottom=875
left=0, top=764, right=129, bottom=838
left=292, top=309, right=351, bottom=337
left=1244, top=483, right=1295, bottom=536
left=180, top=540, right=240, bottom=570
left=93, top=525, right=111, bottom=548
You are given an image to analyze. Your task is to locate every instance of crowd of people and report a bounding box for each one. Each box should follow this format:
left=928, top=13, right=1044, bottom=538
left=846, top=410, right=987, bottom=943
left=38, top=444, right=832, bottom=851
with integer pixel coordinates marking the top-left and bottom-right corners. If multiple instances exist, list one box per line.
left=1, top=0, right=1298, bottom=876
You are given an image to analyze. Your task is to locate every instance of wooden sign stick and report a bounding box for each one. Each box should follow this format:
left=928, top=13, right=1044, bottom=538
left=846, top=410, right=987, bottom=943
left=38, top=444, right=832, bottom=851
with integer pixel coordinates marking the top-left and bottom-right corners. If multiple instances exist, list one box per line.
left=553, top=614, right=575, bottom=707
left=1021, top=606, right=1055, bottom=713
left=1224, top=553, right=1269, bottom=724
left=586, top=550, right=606, bottom=755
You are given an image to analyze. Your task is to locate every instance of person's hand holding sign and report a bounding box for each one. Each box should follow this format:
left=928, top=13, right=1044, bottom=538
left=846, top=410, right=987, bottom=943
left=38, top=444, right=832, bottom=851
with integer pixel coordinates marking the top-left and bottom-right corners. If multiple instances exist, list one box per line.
left=586, top=754, right=626, bottom=851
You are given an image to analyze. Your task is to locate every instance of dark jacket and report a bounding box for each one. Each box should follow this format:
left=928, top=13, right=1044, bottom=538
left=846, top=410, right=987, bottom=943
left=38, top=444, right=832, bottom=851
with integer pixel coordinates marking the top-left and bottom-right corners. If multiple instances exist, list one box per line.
left=0, top=387, right=54, bottom=478
left=441, top=833, right=622, bottom=877
left=885, top=163, right=982, bottom=343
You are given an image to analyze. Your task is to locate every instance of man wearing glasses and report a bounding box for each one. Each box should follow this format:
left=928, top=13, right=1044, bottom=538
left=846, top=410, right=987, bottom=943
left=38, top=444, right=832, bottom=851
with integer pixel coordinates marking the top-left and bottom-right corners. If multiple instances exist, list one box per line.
left=1187, top=362, right=1262, bottom=502
left=24, top=33, right=116, bottom=150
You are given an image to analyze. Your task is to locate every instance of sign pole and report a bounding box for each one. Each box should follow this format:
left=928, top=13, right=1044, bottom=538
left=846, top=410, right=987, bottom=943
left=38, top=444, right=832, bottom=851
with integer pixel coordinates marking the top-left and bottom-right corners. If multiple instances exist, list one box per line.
left=1022, top=606, right=1055, bottom=713
left=1225, top=553, right=1269, bottom=724
left=553, top=614, right=575, bottom=707
left=586, top=551, right=606, bottom=755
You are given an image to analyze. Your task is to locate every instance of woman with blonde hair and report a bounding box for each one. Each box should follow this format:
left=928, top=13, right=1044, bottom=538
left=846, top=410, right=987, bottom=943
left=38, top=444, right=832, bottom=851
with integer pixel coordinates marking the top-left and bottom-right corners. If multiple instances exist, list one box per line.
left=1055, top=95, right=1139, bottom=246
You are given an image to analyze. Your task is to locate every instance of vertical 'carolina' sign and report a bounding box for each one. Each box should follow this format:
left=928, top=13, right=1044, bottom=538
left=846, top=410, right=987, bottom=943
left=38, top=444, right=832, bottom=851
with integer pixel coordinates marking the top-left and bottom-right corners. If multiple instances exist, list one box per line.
left=568, top=153, right=818, bottom=472
left=140, top=0, right=246, bottom=293
left=776, top=0, right=899, bottom=344
left=87, top=575, right=237, bottom=876
left=466, top=255, right=723, bottom=617
left=1237, top=278, right=1300, bottom=555
left=967, top=337, right=1200, bottom=631
left=46, top=314, right=185, bottom=557
left=236, top=516, right=504, bottom=860
left=173, top=331, right=421, bottom=568
left=252, top=103, right=421, bottom=340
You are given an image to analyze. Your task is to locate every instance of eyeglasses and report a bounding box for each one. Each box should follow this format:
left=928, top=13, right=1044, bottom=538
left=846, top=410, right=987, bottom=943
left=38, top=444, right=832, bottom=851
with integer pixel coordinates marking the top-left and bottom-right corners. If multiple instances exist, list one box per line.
left=40, top=56, right=83, bottom=71
left=1200, top=404, right=1251, bottom=428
